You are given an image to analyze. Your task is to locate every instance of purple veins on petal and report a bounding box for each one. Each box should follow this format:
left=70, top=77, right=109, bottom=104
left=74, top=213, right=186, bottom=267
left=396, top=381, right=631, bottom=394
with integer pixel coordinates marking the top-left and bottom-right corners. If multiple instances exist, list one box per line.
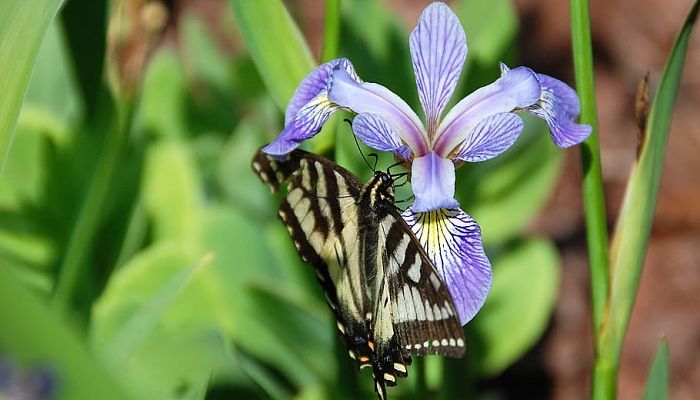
left=434, top=66, right=541, bottom=157
left=263, top=58, right=360, bottom=155
left=402, top=207, right=492, bottom=326
left=527, top=73, right=592, bottom=148
left=409, top=2, right=467, bottom=132
left=410, top=151, right=459, bottom=212
left=285, top=58, right=358, bottom=124
left=352, top=113, right=412, bottom=160
left=328, top=67, right=428, bottom=155
left=453, top=112, right=524, bottom=162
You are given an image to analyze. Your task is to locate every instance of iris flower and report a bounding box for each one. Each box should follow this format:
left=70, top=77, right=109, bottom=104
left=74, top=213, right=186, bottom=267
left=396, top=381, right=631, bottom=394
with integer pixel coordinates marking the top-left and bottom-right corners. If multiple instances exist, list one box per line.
left=262, top=2, right=591, bottom=325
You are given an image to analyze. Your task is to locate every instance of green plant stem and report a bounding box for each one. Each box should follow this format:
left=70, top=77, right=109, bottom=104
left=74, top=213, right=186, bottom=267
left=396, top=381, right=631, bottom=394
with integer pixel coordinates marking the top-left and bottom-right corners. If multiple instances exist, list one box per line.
left=570, top=0, right=610, bottom=336
left=413, top=357, right=427, bottom=400
left=51, top=96, right=135, bottom=316
left=595, top=3, right=698, bottom=399
left=321, top=0, right=341, bottom=62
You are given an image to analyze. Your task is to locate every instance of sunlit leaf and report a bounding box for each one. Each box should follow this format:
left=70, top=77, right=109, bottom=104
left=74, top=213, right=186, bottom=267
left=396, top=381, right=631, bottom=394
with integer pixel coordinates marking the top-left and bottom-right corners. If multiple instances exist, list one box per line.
left=468, top=238, right=560, bottom=376
left=0, top=0, right=66, bottom=171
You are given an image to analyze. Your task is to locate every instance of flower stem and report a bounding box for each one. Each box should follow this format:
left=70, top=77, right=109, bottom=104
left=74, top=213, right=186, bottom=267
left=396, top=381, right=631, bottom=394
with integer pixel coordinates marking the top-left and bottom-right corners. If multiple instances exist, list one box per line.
left=321, top=0, right=341, bottom=62
left=569, top=0, right=609, bottom=341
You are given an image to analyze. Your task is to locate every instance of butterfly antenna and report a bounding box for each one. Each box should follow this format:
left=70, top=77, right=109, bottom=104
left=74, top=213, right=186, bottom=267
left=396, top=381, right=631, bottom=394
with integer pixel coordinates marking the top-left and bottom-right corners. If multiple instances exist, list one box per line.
left=345, top=118, right=375, bottom=173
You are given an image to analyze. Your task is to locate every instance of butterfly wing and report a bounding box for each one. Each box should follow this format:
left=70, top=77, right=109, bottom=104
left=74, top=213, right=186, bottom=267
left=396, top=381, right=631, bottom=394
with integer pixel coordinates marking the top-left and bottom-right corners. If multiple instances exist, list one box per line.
left=252, top=149, right=376, bottom=369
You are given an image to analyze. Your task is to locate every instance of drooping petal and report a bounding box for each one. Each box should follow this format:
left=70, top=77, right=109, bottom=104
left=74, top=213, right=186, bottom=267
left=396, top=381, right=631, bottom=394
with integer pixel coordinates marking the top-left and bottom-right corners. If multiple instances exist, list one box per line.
left=527, top=73, right=592, bottom=148
left=410, top=151, right=459, bottom=212
left=434, top=66, right=541, bottom=157
left=328, top=67, right=428, bottom=155
left=263, top=97, right=342, bottom=155
left=352, top=113, right=412, bottom=160
left=284, top=58, right=359, bottom=124
left=409, top=2, right=467, bottom=132
left=452, top=112, right=523, bottom=162
left=402, top=207, right=492, bottom=325
left=263, top=59, right=361, bottom=155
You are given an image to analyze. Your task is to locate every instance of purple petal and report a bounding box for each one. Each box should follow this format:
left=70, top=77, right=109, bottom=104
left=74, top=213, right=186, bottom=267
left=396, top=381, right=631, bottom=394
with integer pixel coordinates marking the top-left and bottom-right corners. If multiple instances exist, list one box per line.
left=410, top=151, right=459, bottom=212
left=263, top=59, right=361, bottom=155
left=262, top=97, right=341, bottom=155
left=434, top=66, right=541, bottom=157
left=352, top=113, right=412, bottom=160
left=402, top=207, right=492, bottom=325
left=328, top=67, right=428, bottom=155
left=527, top=73, right=592, bottom=148
left=285, top=58, right=358, bottom=124
left=453, top=112, right=524, bottom=162
left=409, top=2, right=467, bottom=131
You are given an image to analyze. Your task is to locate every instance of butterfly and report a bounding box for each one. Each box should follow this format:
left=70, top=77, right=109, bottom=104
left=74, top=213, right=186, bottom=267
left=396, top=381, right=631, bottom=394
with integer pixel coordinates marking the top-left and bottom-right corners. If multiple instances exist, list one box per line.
left=252, top=148, right=464, bottom=399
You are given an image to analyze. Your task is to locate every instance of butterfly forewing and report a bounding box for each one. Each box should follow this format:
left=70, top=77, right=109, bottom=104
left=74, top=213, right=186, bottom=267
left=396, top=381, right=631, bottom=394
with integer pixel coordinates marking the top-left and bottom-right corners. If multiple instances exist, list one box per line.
left=253, top=150, right=375, bottom=368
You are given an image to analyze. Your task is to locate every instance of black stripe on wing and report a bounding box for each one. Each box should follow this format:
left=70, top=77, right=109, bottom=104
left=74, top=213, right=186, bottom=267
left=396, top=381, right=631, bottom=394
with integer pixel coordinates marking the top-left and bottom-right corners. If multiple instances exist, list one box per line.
left=382, top=212, right=466, bottom=359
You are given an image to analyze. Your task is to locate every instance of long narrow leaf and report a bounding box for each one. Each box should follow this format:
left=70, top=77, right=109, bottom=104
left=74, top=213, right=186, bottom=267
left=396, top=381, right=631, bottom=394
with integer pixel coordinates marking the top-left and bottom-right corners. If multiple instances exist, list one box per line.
left=594, top=2, right=699, bottom=398
left=0, top=0, right=66, bottom=173
left=643, top=339, right=669, bottom=400
left=229, top=0, right=315, bottom=111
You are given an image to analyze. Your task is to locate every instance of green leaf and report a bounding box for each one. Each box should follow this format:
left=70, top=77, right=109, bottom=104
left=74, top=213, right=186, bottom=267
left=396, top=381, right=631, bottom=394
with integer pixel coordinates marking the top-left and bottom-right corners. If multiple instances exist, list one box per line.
left=0, top=266, right=128, bottom=400
left=595, top=3, right=699, bottom=398
left=142, top=140, right=201, bottom=243
left=0, top=0, right=66, bottom=172
left=468, top=239, right=560, bottom=376
left=454, top=0, right=517, bottom=64
left=139, top=50, right=189, bottom=139
left=229, top=0, right=315, bottom=111
left=643, top=339, right=669, bottom=400
left=101, top=254, right=211, bottom=369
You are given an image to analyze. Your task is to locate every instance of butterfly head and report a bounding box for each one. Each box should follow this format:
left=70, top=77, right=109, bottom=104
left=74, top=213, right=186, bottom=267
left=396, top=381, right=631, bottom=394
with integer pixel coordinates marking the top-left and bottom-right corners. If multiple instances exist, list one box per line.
left=365, top=171, right=395, bottom=208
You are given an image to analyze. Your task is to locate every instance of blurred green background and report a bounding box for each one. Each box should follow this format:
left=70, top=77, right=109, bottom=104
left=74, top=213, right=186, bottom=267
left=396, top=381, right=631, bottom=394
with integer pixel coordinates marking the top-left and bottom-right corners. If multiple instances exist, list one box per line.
left=4, top=0, right=692, bottom=399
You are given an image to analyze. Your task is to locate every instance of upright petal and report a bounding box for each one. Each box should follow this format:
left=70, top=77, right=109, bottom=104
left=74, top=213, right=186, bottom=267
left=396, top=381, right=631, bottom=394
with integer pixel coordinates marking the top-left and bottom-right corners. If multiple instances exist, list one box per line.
left=434, top=66, right=541, bottom=157
left=409, top=2, right=467, bottom=132
left=410, top=151, right=459, bottom=212
left=353, top=113, right=412, bottom=160
left=452, top=112, right=523, bottom=162
left=263, top=59, right=361, bottom=155
left=328, top=67, right=428, bottom=155
left=402, top=208, right=492, bottom=325
left=527, top=73, right=592, bottom=148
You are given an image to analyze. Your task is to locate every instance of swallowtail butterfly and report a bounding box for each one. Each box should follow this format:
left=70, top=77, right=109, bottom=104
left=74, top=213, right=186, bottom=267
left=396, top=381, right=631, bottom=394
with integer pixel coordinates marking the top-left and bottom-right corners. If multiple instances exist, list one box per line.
left=252, top=148, right=465, bottom=399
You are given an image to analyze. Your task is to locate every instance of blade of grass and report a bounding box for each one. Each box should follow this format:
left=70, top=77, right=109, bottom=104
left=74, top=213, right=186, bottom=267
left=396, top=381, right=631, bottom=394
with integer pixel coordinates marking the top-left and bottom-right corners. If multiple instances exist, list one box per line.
left=570, top=0, right=609, bottom=335
left=229, top=0, right=315, bottom=112
left=594, top=2, right=699, bottom=398
left=642, top=338, right=669, bottom=400
left=0, top=0, right=66, bottom=174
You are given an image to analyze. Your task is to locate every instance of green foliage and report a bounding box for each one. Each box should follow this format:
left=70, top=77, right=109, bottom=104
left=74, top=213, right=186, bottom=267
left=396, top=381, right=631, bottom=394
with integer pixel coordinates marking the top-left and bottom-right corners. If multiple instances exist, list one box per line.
left=0, top=0, right=66, bottom=171
left=468, top=239, right=560, bottom=375
left=643, top=339, right=669, bottom=400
